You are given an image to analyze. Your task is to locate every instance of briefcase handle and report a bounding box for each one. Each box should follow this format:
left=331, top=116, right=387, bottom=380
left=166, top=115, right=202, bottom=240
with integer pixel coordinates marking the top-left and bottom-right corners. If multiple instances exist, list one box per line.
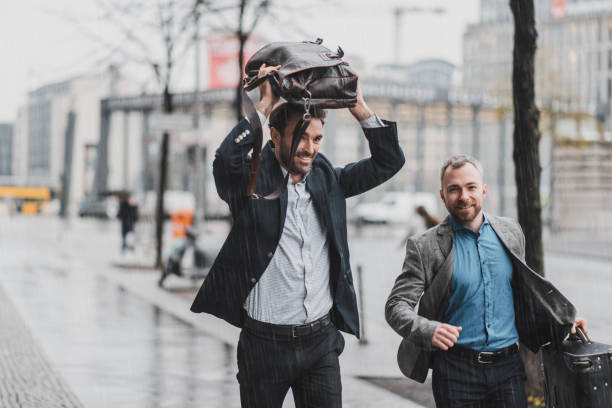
left=575, top=326, right=591, bottom=344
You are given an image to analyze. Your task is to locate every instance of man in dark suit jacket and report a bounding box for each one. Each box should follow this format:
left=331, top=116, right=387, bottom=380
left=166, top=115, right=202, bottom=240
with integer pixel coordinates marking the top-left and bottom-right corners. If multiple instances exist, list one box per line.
left=191, top=64, right=405, bottom=407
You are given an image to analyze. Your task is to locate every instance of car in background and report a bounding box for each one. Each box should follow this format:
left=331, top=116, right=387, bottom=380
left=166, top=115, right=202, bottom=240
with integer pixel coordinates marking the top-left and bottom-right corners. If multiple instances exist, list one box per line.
left=353, top=192, right=438, bottom=225
left=139, top=190, right=196, bottom=218
left=78, top=198, right=119, bottom=219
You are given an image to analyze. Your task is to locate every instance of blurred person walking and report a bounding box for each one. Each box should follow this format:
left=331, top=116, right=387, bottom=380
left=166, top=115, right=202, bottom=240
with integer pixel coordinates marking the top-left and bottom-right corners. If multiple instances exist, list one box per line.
left=191, top=63, right=405, bottom=408
left=385, top=154, right=586, bottom=407
left=398, top=205, right=441, bottom=250
left=415, top=205, right=441, bottom=229
left=117, top=192, right=138, bottom=252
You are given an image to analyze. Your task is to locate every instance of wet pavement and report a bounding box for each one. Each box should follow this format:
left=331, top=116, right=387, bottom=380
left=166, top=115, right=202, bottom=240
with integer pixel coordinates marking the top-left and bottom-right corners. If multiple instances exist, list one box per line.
left=0, top=284, right=81, bottom=408
left=2, top=215, right=611, bottom=408
left=0, top=216, right=420, bottom=407
left=1, top=218, right=239, bottom=408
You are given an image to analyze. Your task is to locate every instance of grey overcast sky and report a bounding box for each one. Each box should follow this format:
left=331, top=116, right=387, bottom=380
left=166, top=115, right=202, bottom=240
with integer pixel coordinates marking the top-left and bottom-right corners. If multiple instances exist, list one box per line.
left=0, top=0, right=479, bottom=122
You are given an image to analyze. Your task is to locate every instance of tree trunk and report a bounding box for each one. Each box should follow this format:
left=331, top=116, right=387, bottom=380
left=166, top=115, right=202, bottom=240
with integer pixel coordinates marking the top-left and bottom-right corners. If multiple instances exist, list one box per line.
left=235, top=0, right=247, bottom=122
left=235, top=33, right=247, bottom=122
left=155, top=86, right=173, bottom=268
left=510, top=0, right=545, bottom=402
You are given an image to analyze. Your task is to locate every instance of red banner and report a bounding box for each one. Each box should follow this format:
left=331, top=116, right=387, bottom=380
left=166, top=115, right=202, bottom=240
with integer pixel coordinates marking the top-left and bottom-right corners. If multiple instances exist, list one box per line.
left=207, top=34, right=262, bottom=89
left=551, top=1, right=566, bottom=19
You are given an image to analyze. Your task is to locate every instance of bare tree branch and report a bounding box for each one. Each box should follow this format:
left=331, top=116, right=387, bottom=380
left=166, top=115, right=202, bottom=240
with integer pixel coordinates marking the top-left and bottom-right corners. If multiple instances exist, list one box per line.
left=44, top=9, right=158, bottom=70
left=245, top=0, right=269, bottom=35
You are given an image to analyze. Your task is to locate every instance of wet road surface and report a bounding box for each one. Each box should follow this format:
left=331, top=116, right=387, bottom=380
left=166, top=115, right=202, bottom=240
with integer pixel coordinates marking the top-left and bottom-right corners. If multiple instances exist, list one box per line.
left=2, top=215, right=611, bottom=408
left=1, top=217, right=240, bottom=408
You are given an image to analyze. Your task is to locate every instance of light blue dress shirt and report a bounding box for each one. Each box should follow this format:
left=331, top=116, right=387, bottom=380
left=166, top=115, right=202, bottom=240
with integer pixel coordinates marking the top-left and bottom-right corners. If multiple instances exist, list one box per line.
left=442, top=213, right=519, bottom=351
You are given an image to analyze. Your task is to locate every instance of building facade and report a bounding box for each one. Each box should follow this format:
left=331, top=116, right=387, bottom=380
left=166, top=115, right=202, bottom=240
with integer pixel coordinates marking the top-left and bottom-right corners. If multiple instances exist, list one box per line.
left=464, top=0, right=612, bottom=118
left=0, top=123, right=13, bottom=176
left=14, top=68, right=139, bottom=214
left=96, top=65, right=516, bottom=223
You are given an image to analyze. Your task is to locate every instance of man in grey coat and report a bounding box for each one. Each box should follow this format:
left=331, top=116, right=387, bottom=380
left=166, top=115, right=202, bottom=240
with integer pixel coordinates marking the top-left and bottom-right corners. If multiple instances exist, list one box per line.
left=385, top=155, right=586, bottom=407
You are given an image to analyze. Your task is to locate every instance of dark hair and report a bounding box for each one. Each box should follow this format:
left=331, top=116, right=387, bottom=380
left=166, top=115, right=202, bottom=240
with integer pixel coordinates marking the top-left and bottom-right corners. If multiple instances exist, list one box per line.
left=268, top=103, right=327, bottom=136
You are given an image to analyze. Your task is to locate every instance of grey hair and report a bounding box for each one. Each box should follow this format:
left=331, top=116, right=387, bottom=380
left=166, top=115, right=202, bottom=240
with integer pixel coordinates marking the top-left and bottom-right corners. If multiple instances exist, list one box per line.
left=440, top=155, right=483, bottom=186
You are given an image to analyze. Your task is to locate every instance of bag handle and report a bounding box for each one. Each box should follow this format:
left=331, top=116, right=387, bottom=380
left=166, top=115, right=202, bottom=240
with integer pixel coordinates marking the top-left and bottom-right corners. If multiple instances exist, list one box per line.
left=258, top=117, right=310, bottom=200
left=241, top=78, right=311, bottom=200
left=241, top=81, right=263, bottom=198
left=243, top=72, right=280, bottom=93
left=303, top=38, right=323, bottom=45
left=575, top=327, right=591, bottom=344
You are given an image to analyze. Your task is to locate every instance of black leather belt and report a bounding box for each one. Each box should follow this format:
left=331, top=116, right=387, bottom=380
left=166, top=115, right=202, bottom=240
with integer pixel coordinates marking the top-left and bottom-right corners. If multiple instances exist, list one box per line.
left=447, top=343, right=519, bottom=364
left=244, top=313, right=332, bottom=338
left=244, top=313, right=331, bottom=338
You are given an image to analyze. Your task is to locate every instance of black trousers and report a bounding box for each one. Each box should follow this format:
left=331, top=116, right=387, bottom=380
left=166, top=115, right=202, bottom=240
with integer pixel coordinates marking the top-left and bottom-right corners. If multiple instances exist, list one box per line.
left=236, top=318, right=345, bottom=408
left=432, top=347, right=527, bottom=408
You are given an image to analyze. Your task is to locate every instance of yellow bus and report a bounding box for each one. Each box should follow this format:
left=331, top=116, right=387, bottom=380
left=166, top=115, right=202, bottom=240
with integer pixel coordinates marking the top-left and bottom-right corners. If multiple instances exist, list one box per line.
left=0, top=186, right=53, bottom=214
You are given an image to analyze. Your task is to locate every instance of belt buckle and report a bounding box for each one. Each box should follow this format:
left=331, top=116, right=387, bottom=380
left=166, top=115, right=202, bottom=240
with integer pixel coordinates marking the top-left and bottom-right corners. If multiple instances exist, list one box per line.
left=292, top=326, right=298, bottom=338
left=477, top=351, right=495, bottom=364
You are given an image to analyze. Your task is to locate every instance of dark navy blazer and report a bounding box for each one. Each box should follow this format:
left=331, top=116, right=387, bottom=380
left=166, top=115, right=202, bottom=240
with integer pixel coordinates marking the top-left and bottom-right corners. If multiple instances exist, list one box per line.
left=191, top=118, right=405, bottom=337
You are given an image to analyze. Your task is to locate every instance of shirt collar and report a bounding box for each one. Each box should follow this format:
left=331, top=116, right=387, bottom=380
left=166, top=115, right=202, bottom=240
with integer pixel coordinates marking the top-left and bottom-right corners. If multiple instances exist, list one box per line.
left=449, top=212, right=489, bottom=233
left=280, top=165, right=310, bottom=185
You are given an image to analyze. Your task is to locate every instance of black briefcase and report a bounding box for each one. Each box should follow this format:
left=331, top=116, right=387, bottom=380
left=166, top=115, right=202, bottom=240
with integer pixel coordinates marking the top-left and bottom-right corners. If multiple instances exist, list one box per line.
left=542, top=328, right=612, bottom=408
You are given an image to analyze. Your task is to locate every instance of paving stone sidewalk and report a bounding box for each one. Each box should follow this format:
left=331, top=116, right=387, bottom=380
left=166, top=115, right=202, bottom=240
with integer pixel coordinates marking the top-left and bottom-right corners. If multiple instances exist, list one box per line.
left=0, top=284, right=82, bottom=408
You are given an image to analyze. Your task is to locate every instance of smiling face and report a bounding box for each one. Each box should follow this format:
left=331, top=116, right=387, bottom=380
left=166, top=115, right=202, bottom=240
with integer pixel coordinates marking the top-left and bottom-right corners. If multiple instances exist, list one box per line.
left=440, top=162, right=487, bottom=230
left=270, top=112, right=323, bottom=181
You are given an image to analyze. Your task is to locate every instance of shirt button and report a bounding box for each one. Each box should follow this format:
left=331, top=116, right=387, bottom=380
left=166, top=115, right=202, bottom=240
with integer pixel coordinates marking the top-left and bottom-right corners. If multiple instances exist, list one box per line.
left=250, top=278, right=256, bottom=284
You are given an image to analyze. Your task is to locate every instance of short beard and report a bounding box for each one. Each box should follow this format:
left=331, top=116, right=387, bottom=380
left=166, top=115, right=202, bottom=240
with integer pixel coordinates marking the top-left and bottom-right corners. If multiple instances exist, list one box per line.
left=279, top=137, right=312, bottom=175
left=451, top=204, right=480, bottom=223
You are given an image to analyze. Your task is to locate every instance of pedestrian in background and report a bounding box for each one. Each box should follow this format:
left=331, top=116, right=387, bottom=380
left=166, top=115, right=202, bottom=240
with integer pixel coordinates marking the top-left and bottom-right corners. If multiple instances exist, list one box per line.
left=398, top=205, right=441, bottom=250
left=117, top=192, right=138, bottom=253
left=385, top=154, right=586, bottom=407
left=190, top=63, right=405, bottom=408
left=415, top=205, right=441, bottom=229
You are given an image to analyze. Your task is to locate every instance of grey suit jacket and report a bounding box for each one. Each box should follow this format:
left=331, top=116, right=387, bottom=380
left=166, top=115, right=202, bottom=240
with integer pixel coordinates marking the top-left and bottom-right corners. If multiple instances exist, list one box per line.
left=385, top=214, right=576, bottom=383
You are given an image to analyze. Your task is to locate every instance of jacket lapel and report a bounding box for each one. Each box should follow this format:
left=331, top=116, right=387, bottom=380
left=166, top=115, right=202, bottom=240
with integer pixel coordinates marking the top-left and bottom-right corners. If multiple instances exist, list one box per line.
left=428, top=217, right=454, bottom=319
left=305, top=164, right=332, bottom=232
left=486, top=214, right=576, bottom=349
left=436, top=217, right=454, bottom=258
left=487, top=215, right=521, bottom=257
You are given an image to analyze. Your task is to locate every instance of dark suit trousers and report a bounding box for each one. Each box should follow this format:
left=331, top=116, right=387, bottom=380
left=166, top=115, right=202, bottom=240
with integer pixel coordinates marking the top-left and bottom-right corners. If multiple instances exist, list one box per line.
left=236, top=321, right=345, bottom=408
left=432, top=349, right=527, bottom=408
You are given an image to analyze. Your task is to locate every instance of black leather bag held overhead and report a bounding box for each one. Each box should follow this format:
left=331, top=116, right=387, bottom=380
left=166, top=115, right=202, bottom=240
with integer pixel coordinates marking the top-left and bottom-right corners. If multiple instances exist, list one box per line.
left=243, top=38, right=358, bottom=109
left=241, top=39, right=358, bottom=198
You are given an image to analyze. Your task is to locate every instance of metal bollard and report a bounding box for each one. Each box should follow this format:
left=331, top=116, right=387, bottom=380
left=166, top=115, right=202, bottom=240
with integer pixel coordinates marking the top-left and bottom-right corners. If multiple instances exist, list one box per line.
left=357, top=264, right=368, bottom=345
